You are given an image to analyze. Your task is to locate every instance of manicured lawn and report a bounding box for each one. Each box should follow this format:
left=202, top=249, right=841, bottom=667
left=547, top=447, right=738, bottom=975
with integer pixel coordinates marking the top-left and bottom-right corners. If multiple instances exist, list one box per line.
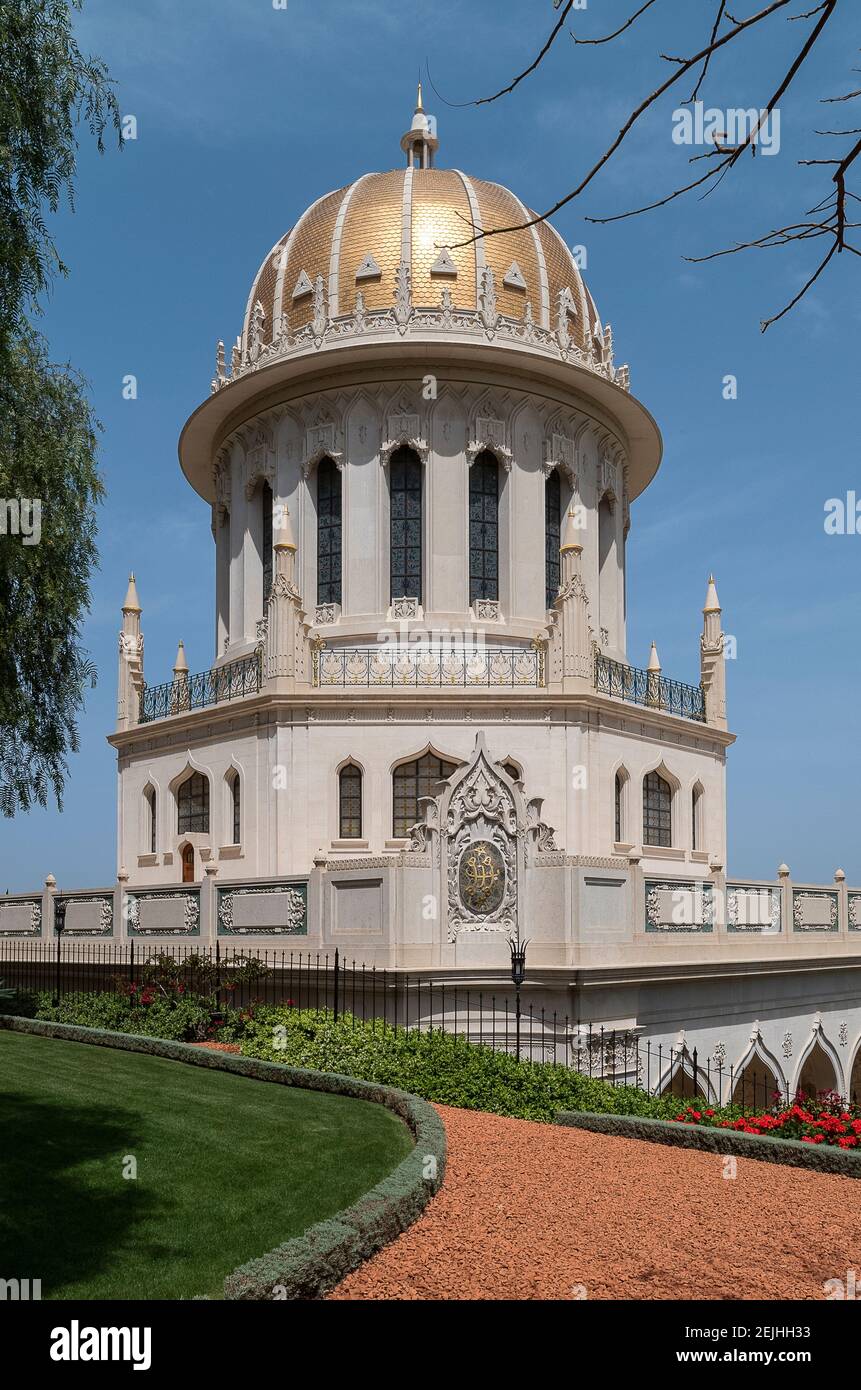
left=0, top=1032, right=413, bottom=1299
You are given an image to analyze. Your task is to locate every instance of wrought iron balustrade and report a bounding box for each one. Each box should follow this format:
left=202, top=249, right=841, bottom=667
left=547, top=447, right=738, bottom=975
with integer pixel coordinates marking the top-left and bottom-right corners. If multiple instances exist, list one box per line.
left=140, top=653, right=262, bottom=723
left=595, top=653, right=705, bottom=723
left=315, top=644, right=544, bottom=688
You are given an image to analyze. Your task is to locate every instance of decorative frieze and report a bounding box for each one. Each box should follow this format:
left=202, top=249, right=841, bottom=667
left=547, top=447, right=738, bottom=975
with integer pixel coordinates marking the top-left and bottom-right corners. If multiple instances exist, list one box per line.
left=644, top=879, right=714, bottom=933
left=726, top=884, right=782, bottom=933
left=0, top=897, right=42, bottom=938
left=55, top=894, right=114, bottom=938
left=217, top=882, right=308, bottom=936
left=848, top=892, right=861, bottom=931
left=792, top=889, right=839, bottom=933
left=125, top=889, right=200, bottom=937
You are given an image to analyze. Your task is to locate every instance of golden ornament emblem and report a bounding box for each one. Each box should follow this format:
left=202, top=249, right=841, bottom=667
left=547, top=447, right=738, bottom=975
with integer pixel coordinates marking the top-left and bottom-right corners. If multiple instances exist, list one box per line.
left=458, top=839, right=506, bottom=914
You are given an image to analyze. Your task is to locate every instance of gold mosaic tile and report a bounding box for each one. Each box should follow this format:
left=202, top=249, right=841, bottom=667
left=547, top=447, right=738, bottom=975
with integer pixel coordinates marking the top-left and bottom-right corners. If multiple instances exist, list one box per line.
left=338, top=171, right=406, bottom=314
left=411, top=169, right=476, bottom=309
left=281, top=186, right=349, bottom=335
left=473, top=179, right=542, bottom=322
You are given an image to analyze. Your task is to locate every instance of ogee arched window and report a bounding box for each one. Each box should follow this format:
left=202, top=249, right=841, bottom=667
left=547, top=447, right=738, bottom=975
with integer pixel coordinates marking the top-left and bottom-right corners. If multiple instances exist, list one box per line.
left=389, top=446, right=422, bottom=603
left=469, top=451, right=499, bottom=604
left=317, top=457, right=342, bottom=606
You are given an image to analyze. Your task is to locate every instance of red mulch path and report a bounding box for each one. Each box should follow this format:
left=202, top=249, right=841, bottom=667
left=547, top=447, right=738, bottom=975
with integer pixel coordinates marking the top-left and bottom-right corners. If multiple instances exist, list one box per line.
left=330, top=1104, right=861, bottom=1300
left=188, top=1041, right=241, bottom=1053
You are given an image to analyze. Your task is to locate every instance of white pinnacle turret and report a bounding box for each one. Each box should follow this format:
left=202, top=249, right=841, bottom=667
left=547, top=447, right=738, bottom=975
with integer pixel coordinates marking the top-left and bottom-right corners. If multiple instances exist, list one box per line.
left=122, top=573, right=142, bottom=613
left=647, top=641, right=661, bottom=673
left=173, top=640, right=189, bottom=676
left=703, top=574, right=721, bottom=614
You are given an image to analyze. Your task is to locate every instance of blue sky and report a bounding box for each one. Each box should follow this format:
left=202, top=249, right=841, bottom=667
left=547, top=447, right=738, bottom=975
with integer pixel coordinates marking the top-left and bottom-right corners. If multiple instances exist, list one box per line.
left=3, top=0, right=859, bottom=891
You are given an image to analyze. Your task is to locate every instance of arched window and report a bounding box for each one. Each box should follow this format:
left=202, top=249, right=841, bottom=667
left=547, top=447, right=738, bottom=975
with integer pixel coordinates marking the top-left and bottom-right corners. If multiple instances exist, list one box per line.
left=177, top=772, right=209, bottom=835
left=598, top=494, right=615, bottom=639
left=643, top=771, right=672, bottom=848
left=339, top=763, right=363, bottom=839
left=545, top=468, right=561, bottom=609
left=393, top=752, right=457, bottom=838
left=614, top=772, right=624, bottom=843
left=692, top=784, right=703, bottom=851
left=317, top=457, right=342, bottom=606
left=261, top=480, right=273, bottom=613
left=144, top=785, right=156, bottom=855
left=389, top=446, right=422, bottom=603
left=228, top=771, right=241, bottom=845
left=502, top=760, right=520, bottom=783
left=469, top=452, right=499, bottom=604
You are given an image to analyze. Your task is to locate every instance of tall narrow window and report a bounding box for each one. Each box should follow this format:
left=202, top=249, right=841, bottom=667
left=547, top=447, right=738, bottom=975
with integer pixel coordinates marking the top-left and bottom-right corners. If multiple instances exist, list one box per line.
left=545, top=468, right=561, bottom=609
left=317, top=457, right=342, bottom=606
left=692, top=785, right=703, bottom=851
left=469, top=452, right=499, bottom=603
left=643, top=771, right=672, bottom=848
left=339, top=763, right=363, bottom=839
left=145, top=786, right=156, bottom=855
left=389, top=446, right=422, bottom=602
left=614, top=772, right=623, bottom=843
left=261, top=481, right=273, bottom=613
left=177, top=772, right=209, bottom=835
left=231, top=773, right=241, bottom=845
left=393, top=753, right=457, bottom=838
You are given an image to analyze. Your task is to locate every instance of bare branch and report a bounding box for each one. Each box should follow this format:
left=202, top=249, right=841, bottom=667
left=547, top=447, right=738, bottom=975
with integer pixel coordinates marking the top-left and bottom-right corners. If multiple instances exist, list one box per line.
left=570, top=0, right=660, bottom=47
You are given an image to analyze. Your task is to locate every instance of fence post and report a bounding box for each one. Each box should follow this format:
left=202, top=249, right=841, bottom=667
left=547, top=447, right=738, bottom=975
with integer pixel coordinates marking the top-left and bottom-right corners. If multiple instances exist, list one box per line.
left=692, top=1046, right=698, bottom=1099
left=129, top=938, right=135, bottom=990
left=333, top=947, right=340, bottom=1023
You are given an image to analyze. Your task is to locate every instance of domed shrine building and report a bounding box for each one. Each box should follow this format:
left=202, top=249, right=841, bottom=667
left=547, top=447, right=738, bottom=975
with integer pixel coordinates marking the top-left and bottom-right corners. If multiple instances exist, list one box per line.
left=94, top=95, right=861, bottom=1099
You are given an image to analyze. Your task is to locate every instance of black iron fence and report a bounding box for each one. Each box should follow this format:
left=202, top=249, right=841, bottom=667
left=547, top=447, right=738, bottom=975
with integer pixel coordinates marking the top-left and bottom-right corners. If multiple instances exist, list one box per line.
left=140, top=652, right=261, bottom=723
left=0, top=941, right=851, bottom=1112
left=595, top=652, right=706, bottom=723
left=315, top=644, right=544, bottom=688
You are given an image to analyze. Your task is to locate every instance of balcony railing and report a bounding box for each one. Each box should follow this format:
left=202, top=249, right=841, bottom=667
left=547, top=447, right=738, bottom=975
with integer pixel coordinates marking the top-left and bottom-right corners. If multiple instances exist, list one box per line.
left=315, top=645, right=545, bottom=688
left=140, top=653, right=262, bottom=723
left=595, top=653, right=706, bottom=723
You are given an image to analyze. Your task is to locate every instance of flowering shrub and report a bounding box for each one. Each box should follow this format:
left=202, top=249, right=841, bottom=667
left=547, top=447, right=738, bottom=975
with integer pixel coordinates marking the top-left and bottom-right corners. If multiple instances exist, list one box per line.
left=673, top=1092, right=861, bottom=1149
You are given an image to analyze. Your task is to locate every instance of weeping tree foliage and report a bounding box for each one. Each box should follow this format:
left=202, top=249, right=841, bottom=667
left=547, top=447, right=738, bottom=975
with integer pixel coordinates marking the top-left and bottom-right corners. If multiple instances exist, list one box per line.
left=0, top=0, right=121, bottom=815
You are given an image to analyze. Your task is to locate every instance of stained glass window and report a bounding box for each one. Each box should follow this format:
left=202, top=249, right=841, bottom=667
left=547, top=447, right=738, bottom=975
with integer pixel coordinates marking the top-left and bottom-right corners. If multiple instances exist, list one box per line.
left=177, top=772, right=209, bottom=835
left=545, top=468, right=561, bottom=609
left=390, top=447, right=422, bottom=603
left=643, top=771, right=672, bottom=848
left=339, top=764, right=363, bottom=839
left=469, top=452, right=499, bottom=603
left=261, top=481, right=273, bottom=613
left=317, top=457, right=342, bottom=606
left=393, top=753, right=457, bottom=839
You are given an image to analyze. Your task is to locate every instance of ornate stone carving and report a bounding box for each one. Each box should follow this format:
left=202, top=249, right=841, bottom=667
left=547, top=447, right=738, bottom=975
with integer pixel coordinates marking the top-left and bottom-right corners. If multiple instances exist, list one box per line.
left=839, top=1022, right=849, bottom=1047
left=314, top=603, right=338, bottom=625
left=792, top=889, right=839, bottom=932
left=467, top=416, right=512, bottom=470
left=302, top=419, right=343, bottom=477
left=543, top=432, right=576, bottom=482
left=782, top=1031, right=793, bottom=1058
left=244, top=430, right=275, bottom=499
left=312, top=274, right=328, bottom=340
left=479, top=267, right=498, bottom=332
left=217, top=883, right=307, bottom=936
left=125, top=889, right=200, bottom=937
left=440, top=734, right=521, bottom=941
left=393, top=259, right=412, bottom=330
left=381, top=412, right=428, bottom=462
left=472, top=599, right=500, bottom=622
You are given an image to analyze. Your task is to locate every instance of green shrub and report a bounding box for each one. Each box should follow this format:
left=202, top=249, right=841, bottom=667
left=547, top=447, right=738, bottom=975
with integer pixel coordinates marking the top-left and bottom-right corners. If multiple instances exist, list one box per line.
left=233, top=1007, right=684, bottom=1124
left=33, top=990, right=220, bottom=1042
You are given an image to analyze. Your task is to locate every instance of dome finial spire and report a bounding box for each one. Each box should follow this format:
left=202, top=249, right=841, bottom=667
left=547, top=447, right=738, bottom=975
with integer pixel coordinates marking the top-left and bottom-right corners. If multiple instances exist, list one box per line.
left=401, top=84, right=438, bottom=169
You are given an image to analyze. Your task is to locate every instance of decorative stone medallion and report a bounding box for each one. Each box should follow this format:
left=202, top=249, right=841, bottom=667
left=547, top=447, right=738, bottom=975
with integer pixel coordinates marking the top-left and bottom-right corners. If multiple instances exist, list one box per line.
left=458, top=840, right=506, bottom=916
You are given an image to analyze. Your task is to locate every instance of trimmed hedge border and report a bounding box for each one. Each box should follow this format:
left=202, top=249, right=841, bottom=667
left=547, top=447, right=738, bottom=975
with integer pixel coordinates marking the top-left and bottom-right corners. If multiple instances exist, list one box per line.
left=0, top=1014, right=446, bottom=1299
left=555, top=1109, right=861, bottom=1179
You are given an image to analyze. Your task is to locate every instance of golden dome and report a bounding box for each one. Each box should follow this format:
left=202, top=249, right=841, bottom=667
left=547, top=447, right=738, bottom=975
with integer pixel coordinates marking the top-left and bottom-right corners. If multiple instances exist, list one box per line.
left=241, top=167, right=602, bottom=359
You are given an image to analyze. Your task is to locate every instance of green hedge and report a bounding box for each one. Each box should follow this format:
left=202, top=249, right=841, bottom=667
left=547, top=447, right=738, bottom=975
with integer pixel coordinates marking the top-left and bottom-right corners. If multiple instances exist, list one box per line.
left=231, top=1005, right=684, bottom=1124
left=0, top=1014, right=446, bottom=1299
left=555, top=1109, right=861, bottom=1179
left=33, top=990, right=214, bottom=1040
